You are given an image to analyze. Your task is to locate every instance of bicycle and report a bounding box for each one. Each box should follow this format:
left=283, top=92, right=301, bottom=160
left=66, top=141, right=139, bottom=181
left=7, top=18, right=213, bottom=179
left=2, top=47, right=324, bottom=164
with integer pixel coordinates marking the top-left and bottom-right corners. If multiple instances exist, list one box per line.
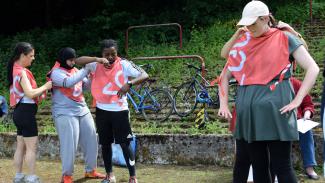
left=173, top=63, right=237, bottom=117
left=127, top=64, right=174, bottom=122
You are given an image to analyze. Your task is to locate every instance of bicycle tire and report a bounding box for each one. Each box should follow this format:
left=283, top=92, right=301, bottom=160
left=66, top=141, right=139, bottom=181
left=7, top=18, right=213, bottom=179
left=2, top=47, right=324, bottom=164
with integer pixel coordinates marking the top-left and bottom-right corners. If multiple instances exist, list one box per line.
left=141, top=89, right=174, bottom=122
left=173, top=81, right=198, bottom=117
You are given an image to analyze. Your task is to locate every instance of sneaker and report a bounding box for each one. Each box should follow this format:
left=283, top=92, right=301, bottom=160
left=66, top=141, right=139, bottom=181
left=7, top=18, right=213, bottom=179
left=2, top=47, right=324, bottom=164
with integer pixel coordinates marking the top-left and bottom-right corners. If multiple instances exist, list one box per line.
left=101, top=175, right=116, bottom=183
left=24, top=175, right=41, bottom=183
left=129, top=177, right=138, bottom=183
left=13, top=175, right=25, bottom=183
left=60, top=175, right=73, bottom=183
left=85, top=169, right=106, bottom=179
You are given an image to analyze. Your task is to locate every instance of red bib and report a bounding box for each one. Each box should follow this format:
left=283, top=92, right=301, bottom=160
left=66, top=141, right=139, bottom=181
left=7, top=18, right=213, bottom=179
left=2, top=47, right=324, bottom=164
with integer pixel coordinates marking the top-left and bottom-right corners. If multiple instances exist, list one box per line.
left=48, top=62, right=84, bottom=102
left=10, top=63, right=40, bottom=107
left=225, top=28, right=290, bottom=85
left=91, top=57, right=125, bottom=106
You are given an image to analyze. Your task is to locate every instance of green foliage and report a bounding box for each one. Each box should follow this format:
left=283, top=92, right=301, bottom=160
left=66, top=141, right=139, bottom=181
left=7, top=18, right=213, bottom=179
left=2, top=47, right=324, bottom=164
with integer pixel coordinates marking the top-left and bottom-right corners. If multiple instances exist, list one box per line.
left=313, top=2, right=325, bottom=20
left=274, top=3, right=309, bottom=23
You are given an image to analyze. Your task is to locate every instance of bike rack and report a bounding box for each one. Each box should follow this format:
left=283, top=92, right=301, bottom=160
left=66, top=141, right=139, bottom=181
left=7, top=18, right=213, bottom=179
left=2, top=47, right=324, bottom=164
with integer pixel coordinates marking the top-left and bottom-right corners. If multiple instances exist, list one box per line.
left=125, top=23, right=183, bottom=57
left=132, top=55, right=206, bottom=78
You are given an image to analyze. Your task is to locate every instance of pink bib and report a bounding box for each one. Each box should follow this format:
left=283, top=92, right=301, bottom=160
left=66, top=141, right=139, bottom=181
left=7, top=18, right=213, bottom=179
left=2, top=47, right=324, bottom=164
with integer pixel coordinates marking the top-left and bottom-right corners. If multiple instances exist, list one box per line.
left=91, top=57, right=125, bottom=106
left=48, top=62, right=84, bottom=102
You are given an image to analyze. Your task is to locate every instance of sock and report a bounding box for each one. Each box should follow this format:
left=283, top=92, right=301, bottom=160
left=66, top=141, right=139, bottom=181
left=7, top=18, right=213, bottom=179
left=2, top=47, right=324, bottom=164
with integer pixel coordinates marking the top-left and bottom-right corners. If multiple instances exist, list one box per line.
left=15, top=173, right=24, bottom=179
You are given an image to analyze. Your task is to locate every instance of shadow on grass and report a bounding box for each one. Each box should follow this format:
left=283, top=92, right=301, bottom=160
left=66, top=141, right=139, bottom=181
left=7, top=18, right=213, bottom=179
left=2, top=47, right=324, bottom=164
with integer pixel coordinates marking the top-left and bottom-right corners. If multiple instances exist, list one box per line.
left=74, top=177, right=89, bottom=183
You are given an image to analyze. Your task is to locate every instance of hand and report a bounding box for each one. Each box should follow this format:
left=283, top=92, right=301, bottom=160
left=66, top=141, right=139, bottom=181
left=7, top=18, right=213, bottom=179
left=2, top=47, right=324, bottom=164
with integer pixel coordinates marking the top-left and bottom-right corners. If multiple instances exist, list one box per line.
left=277, top=21, right=296, bottom=34
left=279, top=98, right=302, bottom=114
left=235, top=26, right=249, bottom=37
left=218, top=105, right=232, bottom=120
left=96, top=58, right=112, bottom=69
left=117, top=84, right=131, bottom=98
left=96, top=57, right=109, bottom=64
left=303, top=110, right=312, bottom=120
left=44, top=81, right=52, bottom=90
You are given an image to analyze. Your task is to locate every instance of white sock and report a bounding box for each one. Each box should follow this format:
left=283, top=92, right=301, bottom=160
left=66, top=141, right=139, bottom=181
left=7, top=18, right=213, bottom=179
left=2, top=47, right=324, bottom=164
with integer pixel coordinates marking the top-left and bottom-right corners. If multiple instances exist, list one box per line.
left=15, top=173, right=24, bottom=179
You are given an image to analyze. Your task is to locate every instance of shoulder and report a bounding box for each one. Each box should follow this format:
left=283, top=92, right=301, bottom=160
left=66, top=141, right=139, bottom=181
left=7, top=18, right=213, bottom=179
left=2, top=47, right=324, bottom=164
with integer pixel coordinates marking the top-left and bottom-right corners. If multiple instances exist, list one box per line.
left=121, top=59, right=142, bottom=71
left=51, top=68, right=65, bottom=76
left=282, top=31, right=301, bottom=43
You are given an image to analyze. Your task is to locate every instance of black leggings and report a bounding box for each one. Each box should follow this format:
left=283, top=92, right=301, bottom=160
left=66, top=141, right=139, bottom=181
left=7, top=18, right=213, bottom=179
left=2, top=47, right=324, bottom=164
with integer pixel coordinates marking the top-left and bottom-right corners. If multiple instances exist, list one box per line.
left=102, top=142, right=136, bottom=176
left=233, top=139, right=297, bottom=183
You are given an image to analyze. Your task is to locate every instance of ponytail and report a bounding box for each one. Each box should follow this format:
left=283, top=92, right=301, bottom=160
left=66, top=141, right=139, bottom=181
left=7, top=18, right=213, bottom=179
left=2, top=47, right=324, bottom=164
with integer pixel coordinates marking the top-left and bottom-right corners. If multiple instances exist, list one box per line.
left=6, top=42, right=34, bottom=88
left=268, top=14, right=278, bottom=28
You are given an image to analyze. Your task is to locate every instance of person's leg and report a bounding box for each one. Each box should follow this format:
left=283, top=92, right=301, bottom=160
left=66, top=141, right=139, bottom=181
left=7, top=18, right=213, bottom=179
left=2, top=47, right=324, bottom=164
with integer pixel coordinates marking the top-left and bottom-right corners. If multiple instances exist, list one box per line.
left=102, top=144, right=113, bottom=174
left=18, top=104, right=40, bottom=182
left=95, top=108, right=115, bottom=181
left=233, top=139, right=251, bottom=183
left=79, top=113, right=105, bottom=178
left=246, top=141, right=271, bottom=183
left=23, top=136, right=38, bottom=175
left=269, top=141, right=297, bottom=183
left=298, top=130, right=318, bottom=178
left=54, top=115, right=79, bottom=176
left=79, top=113, right=98, bottom=172
left=12, top=105, right=26, bottom=181
left=113, top=110, right=136, bottom=180
left=13, top=136, right=26, bottom=174
left=120, top=142, right=136, bottom=176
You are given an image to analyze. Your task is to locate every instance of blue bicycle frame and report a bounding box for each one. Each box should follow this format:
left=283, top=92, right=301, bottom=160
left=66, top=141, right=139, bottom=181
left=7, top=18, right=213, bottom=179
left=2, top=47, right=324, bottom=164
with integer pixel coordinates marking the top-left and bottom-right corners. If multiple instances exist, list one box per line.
left=127, top=85, right=157, bottom=113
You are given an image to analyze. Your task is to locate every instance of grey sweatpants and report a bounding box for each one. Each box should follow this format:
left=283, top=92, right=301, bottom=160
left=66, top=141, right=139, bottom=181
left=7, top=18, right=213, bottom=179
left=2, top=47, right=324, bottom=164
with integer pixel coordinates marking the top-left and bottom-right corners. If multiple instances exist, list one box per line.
left=54, top=113, right=98, bottom=175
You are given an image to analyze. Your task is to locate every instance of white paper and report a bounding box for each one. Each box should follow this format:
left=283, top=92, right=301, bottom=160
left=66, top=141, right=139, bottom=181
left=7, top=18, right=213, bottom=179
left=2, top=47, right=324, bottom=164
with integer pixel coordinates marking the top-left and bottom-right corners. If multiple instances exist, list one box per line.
left=297, top=119, right=319, bottom=134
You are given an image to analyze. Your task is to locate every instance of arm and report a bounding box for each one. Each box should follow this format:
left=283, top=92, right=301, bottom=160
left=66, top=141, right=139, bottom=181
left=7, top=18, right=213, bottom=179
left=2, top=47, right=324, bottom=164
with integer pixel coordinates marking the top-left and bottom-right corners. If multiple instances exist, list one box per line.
left=75, top=56, right=109, bottom=66
left=51, top=68, right=90, bottom=88
left=20, top=71, right=52, bottom=99
left=82, top=77, right=92, bottom=91
left=117, top=61, right=149, bottom=98
left=217, top=69, right=232, bottom=119
left=117, top=72, right=149, bottom=98
left=220, top=27, right=248, bottom=58
left=280, top=46, right=319, bottom=113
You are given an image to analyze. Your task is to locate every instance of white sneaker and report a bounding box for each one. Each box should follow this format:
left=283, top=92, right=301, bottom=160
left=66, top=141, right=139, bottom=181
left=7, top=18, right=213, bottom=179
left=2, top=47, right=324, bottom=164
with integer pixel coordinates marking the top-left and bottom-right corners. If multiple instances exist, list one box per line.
left=24, top=175, right=41, bottom=183
left=101, top=175, right=116, bottom=183
left=13, top=175, right=25, bottom=183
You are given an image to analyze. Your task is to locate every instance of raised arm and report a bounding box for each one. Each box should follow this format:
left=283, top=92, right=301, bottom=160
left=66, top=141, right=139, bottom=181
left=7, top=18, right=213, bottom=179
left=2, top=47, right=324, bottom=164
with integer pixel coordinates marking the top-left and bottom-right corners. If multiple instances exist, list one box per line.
left=220, top=27, right=248, bottom=58
left=20, top=71, right=52, bottom=98
left=75, top=56, right=109, bottom=66
left=51, top=68, right=90, bottom=88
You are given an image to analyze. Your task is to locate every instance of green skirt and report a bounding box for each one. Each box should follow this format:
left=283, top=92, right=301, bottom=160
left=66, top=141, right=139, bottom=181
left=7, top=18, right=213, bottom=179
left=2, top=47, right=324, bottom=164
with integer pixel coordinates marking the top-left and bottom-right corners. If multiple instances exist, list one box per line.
left=234, top=79, right=298, bottom=143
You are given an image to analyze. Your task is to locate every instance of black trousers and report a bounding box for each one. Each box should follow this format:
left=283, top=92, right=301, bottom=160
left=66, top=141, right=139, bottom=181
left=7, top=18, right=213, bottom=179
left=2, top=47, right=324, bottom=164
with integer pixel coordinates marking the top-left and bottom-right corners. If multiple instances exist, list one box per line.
left=233, top=139, right=297, bottom=183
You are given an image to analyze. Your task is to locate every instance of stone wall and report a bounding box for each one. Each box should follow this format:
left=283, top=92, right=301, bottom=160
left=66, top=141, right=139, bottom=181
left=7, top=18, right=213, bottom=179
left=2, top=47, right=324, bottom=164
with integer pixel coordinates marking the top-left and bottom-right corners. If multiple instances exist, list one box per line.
left=0, top=133, right=323, bottom=167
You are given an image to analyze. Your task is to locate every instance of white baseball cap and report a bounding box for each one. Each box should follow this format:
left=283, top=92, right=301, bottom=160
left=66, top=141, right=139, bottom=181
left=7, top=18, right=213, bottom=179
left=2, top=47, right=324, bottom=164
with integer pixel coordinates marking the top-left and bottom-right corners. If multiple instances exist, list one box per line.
left=237, top=1, right=269, bottom=26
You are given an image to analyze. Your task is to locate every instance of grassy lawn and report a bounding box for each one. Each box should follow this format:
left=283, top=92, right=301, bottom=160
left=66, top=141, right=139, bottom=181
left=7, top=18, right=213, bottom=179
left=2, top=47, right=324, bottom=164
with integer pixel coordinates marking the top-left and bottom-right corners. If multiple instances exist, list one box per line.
left=1, top=158, right=325, bottom=183
left=0, top=158, right=231, bottom=183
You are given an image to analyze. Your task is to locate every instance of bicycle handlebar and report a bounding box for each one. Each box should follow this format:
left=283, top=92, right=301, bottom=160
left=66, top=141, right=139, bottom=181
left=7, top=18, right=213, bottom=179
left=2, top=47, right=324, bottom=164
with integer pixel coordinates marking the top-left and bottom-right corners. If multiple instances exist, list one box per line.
left=139, top=63, right=154, bottom=71
left=184, top=63, right=208, bottom=72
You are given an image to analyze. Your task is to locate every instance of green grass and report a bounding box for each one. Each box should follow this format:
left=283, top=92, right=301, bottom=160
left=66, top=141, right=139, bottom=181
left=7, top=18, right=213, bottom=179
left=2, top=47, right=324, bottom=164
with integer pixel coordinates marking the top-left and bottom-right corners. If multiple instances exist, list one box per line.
left=0, top=158, right=230, bottom=183
left=0, top=158, right=324, bottom=183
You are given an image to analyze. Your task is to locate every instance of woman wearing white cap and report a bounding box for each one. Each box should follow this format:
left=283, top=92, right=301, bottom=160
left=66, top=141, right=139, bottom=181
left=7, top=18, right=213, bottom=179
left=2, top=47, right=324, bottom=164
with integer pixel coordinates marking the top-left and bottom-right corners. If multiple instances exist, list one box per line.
left=218, top=1, right=319, bottom=183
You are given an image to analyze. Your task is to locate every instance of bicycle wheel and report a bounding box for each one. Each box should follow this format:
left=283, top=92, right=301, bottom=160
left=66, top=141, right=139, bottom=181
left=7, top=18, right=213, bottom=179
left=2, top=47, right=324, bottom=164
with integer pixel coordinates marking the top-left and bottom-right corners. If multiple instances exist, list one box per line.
left=141, top=89, right=174, bottom=122
left=173, top=81, right=197, bottom=117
